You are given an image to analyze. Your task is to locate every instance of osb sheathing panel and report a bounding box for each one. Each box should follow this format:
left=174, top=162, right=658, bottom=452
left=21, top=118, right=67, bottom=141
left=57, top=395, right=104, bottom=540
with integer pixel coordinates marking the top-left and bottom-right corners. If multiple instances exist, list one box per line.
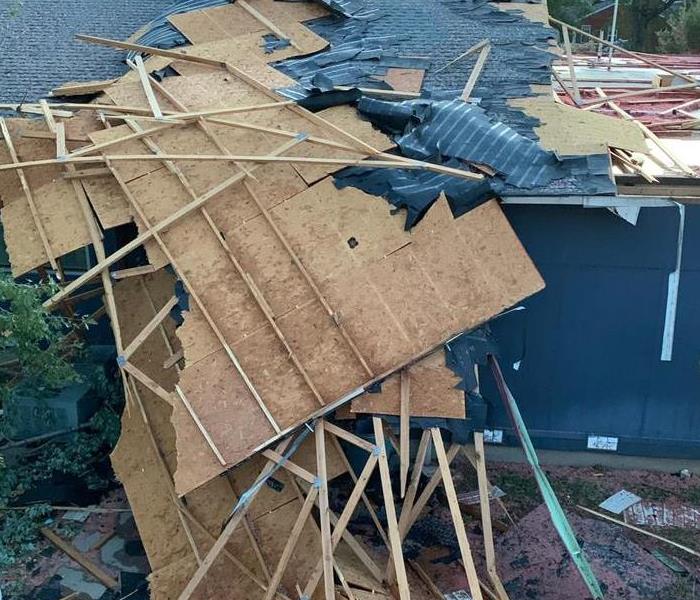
left=351, top=349, right=465, bottom=418
left=509, top=96, right=648, bottom=155
left=169, top=16, right=328, bottom=63
left=169, top=0, right=328, bottom=42
left=0, top=119, right=92, bottom=276
left=111, top=271, right=340, bottom=599
left=383, top=68, right=426, bottom=93
left=171, top=180, right=543, bottom=490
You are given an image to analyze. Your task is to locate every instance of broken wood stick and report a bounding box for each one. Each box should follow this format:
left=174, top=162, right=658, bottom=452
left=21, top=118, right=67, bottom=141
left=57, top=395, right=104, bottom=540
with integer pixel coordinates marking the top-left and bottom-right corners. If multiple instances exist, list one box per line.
left=41, top=527, right=119, bottom=589
left=474, top=432, right=510, bottom=600
left=373, top=417, right=410, bottom=600
left=577, top=505, right=700, bottom=558
left=0, top=152, right=484, bottom=181
left=431, top=428, right=483, bottom=600
left=399, top=369, right=410, bottom=498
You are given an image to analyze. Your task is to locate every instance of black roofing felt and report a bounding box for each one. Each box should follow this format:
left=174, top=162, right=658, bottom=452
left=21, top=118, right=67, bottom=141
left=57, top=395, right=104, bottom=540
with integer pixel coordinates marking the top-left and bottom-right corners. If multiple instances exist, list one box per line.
left=271, top=0, right=616, bottom=226
left=336, top=99, right=615, bottom=228
left=278, top=0, right=557, bottom=135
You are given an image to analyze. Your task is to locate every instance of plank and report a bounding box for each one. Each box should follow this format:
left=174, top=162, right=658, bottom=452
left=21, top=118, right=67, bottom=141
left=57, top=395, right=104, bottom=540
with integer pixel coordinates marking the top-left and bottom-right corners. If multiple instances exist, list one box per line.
left=431, top=428, right=483, bottom=600
left=399, top=369, right=410, bottom=498
left=134, top=54, right=164, bottom=119
left=174, top=384, right=227, bottom=466
left=577, top=505, right=700, bottom=558
left=121, top=295, right=178, bottom=360
left=263, top=485, right=319, bottom=600
left=316, top=421, right=335, bottom=600
left=235, top=0, right=302, bottom=51
left=474, top=432, right=510, bottom=600
left=41, top=527, right=119, bottom=589
left=461, top=43, right=491, bottom=101
left=560, top=26, right=581, bottom=104
left=373, top=417, right=410, bottom=600
left=302, top=452, right=379, bottom=597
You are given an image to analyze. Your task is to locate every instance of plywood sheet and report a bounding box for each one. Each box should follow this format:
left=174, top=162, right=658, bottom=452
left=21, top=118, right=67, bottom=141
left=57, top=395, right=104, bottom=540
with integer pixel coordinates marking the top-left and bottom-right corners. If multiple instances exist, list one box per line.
left=351, top=349, right=465, bottom=418
left=169, top=1, right=327, bottom=43
left=383, top=68, right=425, bottom=93
left=282, top=104, right=395, bottom=184
left=169, top=13, right=327, bottom=62
left=0, top=119, right=95, bottom=276
left=509, top=96, right=648, bottom=155
left=82, top=175, right=132, bottom=230
left=169, top=177, right=542, bottom=482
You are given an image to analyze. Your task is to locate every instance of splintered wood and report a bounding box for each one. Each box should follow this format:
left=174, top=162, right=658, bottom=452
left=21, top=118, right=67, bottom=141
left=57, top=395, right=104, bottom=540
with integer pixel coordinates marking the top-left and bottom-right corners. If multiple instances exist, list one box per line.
left=0, top=2, right=548, bottom=598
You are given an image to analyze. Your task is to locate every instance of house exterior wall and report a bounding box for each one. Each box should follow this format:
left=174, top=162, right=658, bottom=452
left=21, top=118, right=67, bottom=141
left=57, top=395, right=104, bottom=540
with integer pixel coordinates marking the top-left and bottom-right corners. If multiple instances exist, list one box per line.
left=481, top=203, right=700, bottom=458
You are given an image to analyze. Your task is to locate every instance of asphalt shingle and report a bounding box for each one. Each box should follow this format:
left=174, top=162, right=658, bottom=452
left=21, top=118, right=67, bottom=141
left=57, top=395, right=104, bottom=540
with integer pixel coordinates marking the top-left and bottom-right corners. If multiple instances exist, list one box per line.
left=0, top=0, right=173, bottom=103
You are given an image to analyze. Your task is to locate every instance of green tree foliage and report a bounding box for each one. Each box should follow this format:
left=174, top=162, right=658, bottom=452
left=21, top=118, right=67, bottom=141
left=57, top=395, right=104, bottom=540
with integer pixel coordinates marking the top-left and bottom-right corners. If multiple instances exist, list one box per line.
left=0, top=276, right=120, bottom=571
left=548, top=0, right=595, bottom=25
left=657, top=1, right=700, bottom=52
left=616, top=0, right=681, bottom=51
left=0, top=275, right=87, bottom=400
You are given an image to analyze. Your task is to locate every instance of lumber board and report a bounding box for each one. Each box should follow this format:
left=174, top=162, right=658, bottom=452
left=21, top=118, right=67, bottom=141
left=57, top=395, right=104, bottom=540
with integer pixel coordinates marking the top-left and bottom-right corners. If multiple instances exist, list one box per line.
left=41, top=527, right=119, bottom=589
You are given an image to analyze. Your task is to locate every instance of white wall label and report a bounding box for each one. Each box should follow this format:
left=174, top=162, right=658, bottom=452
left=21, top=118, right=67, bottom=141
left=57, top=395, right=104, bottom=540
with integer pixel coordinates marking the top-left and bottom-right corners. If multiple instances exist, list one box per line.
left=587, top=435, right=619, bottom=451
left=483, top=429, right=503, bottom=444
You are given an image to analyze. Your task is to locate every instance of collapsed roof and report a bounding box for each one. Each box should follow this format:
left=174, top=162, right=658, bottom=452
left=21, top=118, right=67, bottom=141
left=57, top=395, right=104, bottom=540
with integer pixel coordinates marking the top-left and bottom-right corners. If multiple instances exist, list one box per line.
left=2, top=0, right=697, bottom=598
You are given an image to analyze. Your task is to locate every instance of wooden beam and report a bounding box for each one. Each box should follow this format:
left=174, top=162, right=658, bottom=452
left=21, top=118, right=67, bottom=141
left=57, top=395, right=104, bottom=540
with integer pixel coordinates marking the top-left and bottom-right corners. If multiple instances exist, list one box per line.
left=302, top=452, right=380, bottom=597
left=329, top=434, right=390, bottom=549
left=474, top=432, right=510, bottom=600
left=581, top=82, right=699, bottom=109
left=373, top=417, right=410, bottom=600
left=324, top=421, right=376, bottom=453
left=0, top=153, right=484, bottom=181
left=111, top=264, right=157, bottom=280
left=577, top=505, right=700, bottom=558
left=402, top=443, right=460, bottom=538
left=560, top=26, right=581, bottom=104
left=461, top=43, right=491, bottom=101
left=134, top=54, right=164, bottom=119
left=262, top=448, right=316, bottom=485
left=122, top=361, right=172, bottom=404
left=237, top=0, right=303, bottom=51
left=0, top=117, right=60, bottom=273
left=397, top=429, right=431, bottom=535
left=174, top=384, right=226, bottom=465
left=43, top=137, right=305, bottom=310
left=51, top=78, right=119, bottom=97
left=263, top=485, right=319, bottom=600
left=316, top=421, right=335, bottom=600
left=594, top=87, right=695, bottom=176
left=399, top=369, right=410, bottom=498
left=431, top=428, right=483, bottom=600
left=434, top=39, right=490, bottom=75
left=55, top=122, right=67, bottom=158
left=41, top=527, right=119, bottom=589
left=121, top=295, right=177, bottom=360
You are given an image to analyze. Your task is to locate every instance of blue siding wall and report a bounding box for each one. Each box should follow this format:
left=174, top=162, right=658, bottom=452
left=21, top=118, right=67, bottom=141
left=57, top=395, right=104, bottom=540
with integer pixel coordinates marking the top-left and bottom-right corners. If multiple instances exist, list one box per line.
left=481, top=204, right=700, bottom=457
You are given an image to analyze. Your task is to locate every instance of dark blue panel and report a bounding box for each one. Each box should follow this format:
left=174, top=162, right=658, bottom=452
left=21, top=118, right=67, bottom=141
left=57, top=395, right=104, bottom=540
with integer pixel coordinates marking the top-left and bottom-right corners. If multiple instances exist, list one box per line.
left=482, top=204, right=700, bottom=457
